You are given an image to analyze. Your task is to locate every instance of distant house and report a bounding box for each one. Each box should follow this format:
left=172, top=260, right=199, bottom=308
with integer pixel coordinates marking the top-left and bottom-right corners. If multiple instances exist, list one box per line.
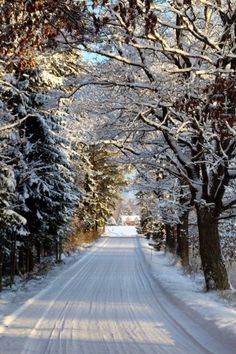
left=120, top=215, right=140, bottom=226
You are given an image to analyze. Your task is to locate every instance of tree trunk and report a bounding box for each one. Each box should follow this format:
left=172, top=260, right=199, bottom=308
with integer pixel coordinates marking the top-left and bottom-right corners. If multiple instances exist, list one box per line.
left=26, top=246, right=30, bottom=273
left=18, top=247, right=25, bottom=274
left=29, top=251, right=34, bottom=272
left=10, top=234, right=17, bottom=287
left=196, top=205, right=229, bottom=291
left=165, top=224, right=176, bottom=254
left=25, top=245, right=34, bottom=273
left=177, top=210, right=189, bottom=268
left=0, top=238, right=3, bottom=292
left=25, top=236, right=34, bottom=274
left=55, top=238, right=59, bottom=263
left=36, top=242, right=41, bottom=264
left=58, top=236, right=62, bottom=263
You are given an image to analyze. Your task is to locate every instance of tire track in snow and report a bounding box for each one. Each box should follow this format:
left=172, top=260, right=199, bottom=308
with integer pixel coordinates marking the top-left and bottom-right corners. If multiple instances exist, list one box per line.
left=0, top=234, right=234, bottom=353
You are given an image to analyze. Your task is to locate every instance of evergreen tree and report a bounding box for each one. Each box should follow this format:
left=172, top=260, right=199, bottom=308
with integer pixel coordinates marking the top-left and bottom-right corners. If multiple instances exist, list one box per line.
left=72, top=144, right=127, bottom=239
left=0, top=62, right=79, bottom=288
left=18, top=112, right=79, bottom=264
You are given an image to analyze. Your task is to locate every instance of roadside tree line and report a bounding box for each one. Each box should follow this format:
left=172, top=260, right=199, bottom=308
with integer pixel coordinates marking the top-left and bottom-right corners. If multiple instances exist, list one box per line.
left=0, top=0, right=235, bottom=292
left=0, top=1, right=126, bottom=291
left=77, top=0, right=236, bottom=291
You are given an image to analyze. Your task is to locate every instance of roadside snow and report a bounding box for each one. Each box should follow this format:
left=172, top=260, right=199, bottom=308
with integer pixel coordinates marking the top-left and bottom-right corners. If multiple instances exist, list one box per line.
left=0, top=241, right=98, bottom=331
left=1, top=231, right=235, bottom=354
left=139, top=236, right=236, bottom=339
left=105, top=223, right=236, bottom=321
left=0, top=227, right=236, bottom=353
left=104, top=225, right=137, bottom=237
left=0, top=228, right=129, bottom=325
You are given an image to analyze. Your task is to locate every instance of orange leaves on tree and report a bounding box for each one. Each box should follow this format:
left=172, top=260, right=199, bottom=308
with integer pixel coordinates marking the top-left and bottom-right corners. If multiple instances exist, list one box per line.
left=204, top=78, right=236, bottom=123
left=0, top=0, right=88, bottom=71
left=175, top=77, right=236, bottom=141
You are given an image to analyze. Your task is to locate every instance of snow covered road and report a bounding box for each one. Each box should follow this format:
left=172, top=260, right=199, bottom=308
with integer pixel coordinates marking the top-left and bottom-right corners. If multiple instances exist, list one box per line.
left=0, top=227, right=235, bottom=353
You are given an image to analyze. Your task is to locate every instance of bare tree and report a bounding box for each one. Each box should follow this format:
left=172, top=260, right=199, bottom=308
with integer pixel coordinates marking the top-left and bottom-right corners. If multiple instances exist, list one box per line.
left=72, top=0, right=236, bottom=290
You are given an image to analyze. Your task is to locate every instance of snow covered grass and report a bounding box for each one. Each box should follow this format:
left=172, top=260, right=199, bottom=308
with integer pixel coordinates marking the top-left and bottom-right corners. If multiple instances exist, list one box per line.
left=139, top=236, right=236, bottom=338
left=64, top=230, right=101, bottom=253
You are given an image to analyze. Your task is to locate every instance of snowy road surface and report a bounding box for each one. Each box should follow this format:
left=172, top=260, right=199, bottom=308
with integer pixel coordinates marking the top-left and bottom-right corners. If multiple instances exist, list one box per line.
left=0, top=227, right=235, bottom=353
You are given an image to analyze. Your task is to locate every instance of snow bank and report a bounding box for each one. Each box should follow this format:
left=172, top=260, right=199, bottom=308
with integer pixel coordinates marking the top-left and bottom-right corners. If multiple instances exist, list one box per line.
left=139, top=237, right=236, bottom=339
left=0, top=239, right=100, bottom=330
left=104, top=225, right=137, bottom=237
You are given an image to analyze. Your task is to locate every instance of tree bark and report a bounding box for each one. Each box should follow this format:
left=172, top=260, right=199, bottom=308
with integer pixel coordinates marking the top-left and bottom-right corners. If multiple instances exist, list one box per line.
left=165, top=224, right=176, bottom=254
left=18, top=247, right=25, bottom=274
left=58, top=236, right=62, bottom=263
left=10, top=233, right=17, bottom=287
left=177, top=210, right=189, bottom=268
left=36, top=242, right=41, bottom=264
left=25, top=245, right=34, bottom=273
left=29, top=251, right=34, bottom=272
left=26, top=245, right=30, bottom=273
left=196, top=205, right=229, bottom=290
left=0, top=238, right=3, bottom=292
left=55, top=238, right=59, bottom=263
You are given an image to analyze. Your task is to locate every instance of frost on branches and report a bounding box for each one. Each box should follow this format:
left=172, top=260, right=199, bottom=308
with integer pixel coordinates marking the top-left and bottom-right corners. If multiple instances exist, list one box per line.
left=78, top=0, right=236, bottom=290
left=0, top=60, right=81, bottom=289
